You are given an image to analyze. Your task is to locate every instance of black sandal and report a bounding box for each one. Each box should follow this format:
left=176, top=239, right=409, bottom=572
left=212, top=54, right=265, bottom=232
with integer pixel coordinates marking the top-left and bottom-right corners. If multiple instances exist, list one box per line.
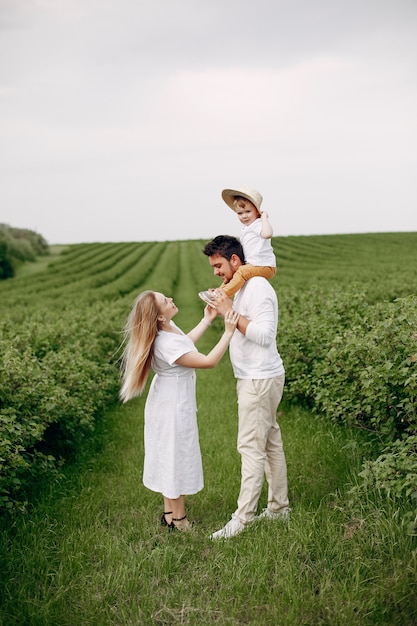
left=172, top=515, right=193, bottom=531
left=161, top=511, right=173, bottom=526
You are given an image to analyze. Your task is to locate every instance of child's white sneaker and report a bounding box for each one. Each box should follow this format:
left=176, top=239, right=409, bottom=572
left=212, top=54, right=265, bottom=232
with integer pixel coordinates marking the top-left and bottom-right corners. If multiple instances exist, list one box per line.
left=198, top=290, right=217, bottom=306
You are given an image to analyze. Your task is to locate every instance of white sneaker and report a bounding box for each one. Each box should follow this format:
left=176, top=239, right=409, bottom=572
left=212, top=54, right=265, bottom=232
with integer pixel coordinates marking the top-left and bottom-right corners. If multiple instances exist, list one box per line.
left=256, top=507, right=291, bottom=521
left=198, top=290, right=217, bottom=306
left=210, top=516, right=245, bottom=539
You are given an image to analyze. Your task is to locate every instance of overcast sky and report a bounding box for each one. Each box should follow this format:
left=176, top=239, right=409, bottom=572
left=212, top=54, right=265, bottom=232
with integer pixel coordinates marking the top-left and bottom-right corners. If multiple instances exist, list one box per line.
left=1, top=0, right=416, bottom=244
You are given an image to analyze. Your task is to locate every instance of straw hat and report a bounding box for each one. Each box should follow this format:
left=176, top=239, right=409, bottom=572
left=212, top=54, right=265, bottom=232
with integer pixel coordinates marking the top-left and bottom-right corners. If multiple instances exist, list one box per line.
left=221, top=186, right=263, bottom=212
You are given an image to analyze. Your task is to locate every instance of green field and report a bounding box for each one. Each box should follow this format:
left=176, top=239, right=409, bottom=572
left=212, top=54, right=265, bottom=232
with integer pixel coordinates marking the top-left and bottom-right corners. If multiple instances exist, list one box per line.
left=0, top=233, right=416, bottom=625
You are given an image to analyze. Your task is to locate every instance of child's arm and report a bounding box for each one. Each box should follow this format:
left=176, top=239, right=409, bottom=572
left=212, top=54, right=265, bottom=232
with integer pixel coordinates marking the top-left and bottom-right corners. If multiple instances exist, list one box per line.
left=259, top=210, right=273, bottom=239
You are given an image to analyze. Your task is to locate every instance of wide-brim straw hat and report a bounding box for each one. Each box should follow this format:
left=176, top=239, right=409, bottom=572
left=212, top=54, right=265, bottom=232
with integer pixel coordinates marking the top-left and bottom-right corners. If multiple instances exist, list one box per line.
left=221, top=186, right=263, bottom=212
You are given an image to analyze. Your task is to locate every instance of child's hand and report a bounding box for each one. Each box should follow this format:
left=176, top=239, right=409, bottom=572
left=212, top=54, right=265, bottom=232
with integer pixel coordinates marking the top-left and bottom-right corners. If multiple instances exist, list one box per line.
left=259, top=209, right=269, bottom=219
left=224, top=309, right=239, bottom=333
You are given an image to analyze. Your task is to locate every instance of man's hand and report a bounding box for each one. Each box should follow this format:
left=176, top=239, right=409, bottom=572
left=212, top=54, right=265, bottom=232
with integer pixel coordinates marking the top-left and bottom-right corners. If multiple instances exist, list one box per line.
left=211, top=290, right=233, bottom=317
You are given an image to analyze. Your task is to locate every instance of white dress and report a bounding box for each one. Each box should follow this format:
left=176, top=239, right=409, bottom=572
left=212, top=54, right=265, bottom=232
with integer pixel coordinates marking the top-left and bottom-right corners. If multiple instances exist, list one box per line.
left=143, top=322, right=204, bottom=499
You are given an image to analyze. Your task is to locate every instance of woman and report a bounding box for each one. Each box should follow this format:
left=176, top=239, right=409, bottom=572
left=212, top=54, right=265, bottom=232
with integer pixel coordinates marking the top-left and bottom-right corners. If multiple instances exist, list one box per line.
left=120, top=290, right=238, bottom=531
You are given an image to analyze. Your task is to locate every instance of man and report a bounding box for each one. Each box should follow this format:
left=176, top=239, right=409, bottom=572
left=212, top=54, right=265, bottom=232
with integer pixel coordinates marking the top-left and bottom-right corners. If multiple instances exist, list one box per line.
left=202, top=235, right=289, bottom=539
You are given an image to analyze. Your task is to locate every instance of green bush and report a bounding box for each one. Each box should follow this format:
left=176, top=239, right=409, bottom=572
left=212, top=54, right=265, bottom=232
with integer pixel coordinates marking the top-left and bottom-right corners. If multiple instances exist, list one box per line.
left=354, top=435, right=417, bottom=501
left=0, top=242, right=14, bottom=279
left=280, top=290, right=416, bottom=438
left=279, top=289, right=417, bottom=507
left=312, top=296, right=417, bottom=437
left=0, top=305, right=121, bottom=509
left=280, top=287, right=371, bottom=405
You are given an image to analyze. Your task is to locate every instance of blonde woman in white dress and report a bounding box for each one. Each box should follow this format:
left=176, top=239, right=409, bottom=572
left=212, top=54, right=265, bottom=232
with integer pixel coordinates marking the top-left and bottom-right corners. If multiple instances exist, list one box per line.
left=120, top=290, right=239, bottom=531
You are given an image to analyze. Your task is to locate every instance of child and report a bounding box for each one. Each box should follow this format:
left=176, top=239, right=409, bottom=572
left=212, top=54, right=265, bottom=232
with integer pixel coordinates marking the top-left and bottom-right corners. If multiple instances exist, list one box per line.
left=199, top=186, right=276, bottom=305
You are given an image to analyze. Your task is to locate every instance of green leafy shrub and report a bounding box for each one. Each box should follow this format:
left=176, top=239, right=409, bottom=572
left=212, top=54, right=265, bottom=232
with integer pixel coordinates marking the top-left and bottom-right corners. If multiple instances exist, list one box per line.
left=0, top=305, right=121, bottom=510
left=280, top=289, right=416, bottom=438
left=280, top=288, right=417, bottom=507
left=312, top=296, right=417, bottom=437
left=352, top=435, right=417, bottom=501
left=280, top=287, right=370, bottom=405
left=0, top=242, right=14, bottom=279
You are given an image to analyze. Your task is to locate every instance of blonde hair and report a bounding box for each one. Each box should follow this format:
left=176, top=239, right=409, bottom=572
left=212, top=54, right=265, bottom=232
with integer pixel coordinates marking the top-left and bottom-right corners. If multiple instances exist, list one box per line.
left=119, top=290, right=160, bottom=402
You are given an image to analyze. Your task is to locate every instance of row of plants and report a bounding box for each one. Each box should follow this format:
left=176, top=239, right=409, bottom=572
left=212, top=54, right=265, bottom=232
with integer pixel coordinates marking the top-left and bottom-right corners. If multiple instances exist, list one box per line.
left=0, top=241, right=184, bottom=511
left=0, top=242, right=147, bottom=300
left=279, top=287, right=417, bottom=504
left=0, top=241, right=179, bottom=306
left=273, top=232, right=417, bottom=303
left=0, top=303, right=122, bottom=511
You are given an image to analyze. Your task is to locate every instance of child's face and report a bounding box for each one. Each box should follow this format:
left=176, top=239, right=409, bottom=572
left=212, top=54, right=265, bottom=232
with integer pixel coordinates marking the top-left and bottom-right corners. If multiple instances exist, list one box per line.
left=233, top=197, right=260, bottom=226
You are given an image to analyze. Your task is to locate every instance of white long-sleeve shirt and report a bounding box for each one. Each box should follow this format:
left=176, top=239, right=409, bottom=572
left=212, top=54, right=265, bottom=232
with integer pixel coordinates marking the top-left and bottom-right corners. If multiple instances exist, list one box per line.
left=230, top=277, right=285, bottom=379
left=241, top=218, right=276, bottom=267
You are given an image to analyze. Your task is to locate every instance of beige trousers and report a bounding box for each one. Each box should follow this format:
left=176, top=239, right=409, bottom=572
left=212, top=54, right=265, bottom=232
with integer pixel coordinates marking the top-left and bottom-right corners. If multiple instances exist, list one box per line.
left=221, top=265, right=276, bottom=298
left=233, top=375, right=288, bottom=524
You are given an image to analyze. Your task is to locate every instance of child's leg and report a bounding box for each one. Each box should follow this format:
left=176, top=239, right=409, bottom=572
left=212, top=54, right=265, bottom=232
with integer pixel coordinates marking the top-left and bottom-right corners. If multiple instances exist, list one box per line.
left=221, top=265, right=276, bottom=297
left=220, top=266, right=246, bottom=297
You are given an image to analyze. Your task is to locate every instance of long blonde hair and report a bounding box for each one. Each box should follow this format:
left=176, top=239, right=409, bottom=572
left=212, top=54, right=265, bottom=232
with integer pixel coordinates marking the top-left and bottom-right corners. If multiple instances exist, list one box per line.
left=119, top=290, right=159, bottom=402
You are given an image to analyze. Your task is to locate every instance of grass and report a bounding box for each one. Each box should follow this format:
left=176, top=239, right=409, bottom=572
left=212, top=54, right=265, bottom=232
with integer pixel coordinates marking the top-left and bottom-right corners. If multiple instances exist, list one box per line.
left=1, top=357, right=416, bottom=625
left=1, top=234, right=417, bottom=624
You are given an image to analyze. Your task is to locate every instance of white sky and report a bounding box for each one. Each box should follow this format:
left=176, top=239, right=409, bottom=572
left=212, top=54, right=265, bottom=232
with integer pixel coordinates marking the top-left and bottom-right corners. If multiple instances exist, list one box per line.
left=1, top=0, right=416, bottom=244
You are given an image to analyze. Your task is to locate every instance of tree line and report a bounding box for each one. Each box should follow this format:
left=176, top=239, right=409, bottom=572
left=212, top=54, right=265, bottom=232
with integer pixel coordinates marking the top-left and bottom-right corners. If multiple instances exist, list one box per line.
left=0, top=223, right=49, bottom=279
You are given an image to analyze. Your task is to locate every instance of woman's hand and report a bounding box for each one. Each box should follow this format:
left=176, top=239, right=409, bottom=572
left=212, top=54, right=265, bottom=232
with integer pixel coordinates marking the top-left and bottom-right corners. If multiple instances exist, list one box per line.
left=203, top=304, right=218, bottom=325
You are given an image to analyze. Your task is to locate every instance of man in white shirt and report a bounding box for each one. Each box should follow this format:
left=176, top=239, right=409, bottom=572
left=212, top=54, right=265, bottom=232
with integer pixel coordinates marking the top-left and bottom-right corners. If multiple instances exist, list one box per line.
left=202, top=235, right=290, bottom=539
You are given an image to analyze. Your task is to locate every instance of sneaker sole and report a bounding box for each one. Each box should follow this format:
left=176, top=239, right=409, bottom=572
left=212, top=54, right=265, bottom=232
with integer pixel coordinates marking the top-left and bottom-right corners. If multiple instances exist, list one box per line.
left=198, top=293, right=217, bottom=307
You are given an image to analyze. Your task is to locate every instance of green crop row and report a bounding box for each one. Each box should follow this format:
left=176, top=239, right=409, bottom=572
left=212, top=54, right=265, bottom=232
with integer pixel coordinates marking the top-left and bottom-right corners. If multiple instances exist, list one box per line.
left=0, top=242, right=148, bottom=301
left=0, top=303, right=122, bottom=511
left=280, top=289, right=417, bottom=435
left=0, top=240, right=185, bottom=510
left=273, top=232, right=417, bottom=303
left=279, top=286, right=417, bottom=503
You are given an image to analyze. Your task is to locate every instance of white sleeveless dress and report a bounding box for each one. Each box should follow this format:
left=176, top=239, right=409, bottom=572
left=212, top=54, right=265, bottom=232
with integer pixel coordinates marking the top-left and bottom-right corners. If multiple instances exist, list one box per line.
left=143, top=322, right=204, bottom=499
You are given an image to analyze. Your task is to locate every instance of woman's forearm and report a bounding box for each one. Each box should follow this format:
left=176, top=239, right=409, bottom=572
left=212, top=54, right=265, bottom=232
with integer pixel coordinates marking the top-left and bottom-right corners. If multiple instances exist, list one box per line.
left=187, top=317, right=212, bottom=344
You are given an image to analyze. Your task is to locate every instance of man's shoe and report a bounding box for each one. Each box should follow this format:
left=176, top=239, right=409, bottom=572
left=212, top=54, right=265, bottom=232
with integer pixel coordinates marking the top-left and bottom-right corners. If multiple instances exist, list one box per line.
left=198, top=290, right=217, bottom=306
left=210, top=516, right=245, bottom=539
left=256, top=507, right=291, bottom=521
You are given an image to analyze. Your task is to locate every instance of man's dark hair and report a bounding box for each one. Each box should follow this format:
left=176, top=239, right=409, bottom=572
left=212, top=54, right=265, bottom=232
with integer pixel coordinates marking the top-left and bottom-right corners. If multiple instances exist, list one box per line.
left=202, top=235, right=245, bottom=263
